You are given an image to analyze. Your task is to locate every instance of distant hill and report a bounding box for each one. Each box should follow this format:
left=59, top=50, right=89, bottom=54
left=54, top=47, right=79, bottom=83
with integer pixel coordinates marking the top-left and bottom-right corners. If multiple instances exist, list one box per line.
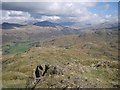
left=1, top=22, right=24, bottom=29
left=33, top=21, right=59, bottom=27
left=79, top=22, right=118, bottom=31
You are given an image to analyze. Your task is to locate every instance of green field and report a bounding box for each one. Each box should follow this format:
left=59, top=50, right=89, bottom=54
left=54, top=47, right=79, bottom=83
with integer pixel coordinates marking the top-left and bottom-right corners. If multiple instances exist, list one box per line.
left=2, top=41, right=34, bottom=55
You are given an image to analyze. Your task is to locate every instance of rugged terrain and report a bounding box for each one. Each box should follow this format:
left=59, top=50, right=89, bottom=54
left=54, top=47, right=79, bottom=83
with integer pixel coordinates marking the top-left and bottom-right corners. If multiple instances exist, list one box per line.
left=2, top=23, right=120, bottom=88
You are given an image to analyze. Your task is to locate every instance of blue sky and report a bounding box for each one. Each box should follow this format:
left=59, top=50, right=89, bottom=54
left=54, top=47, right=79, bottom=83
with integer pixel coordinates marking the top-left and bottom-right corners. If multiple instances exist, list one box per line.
left=89, top=2, right=118, bottom=16
left=1, top=2, right=118, bottom=25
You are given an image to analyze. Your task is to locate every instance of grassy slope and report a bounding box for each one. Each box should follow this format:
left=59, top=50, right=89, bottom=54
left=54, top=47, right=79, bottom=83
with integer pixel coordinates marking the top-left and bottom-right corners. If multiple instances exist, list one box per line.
left=2, top=30, right=119, bottom=88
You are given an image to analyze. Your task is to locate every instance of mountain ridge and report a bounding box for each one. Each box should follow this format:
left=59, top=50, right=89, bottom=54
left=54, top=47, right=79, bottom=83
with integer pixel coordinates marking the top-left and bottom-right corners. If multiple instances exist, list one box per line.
left=33, top=21, right=60, bottom=27
left=1, top=22, right=25, bottom=29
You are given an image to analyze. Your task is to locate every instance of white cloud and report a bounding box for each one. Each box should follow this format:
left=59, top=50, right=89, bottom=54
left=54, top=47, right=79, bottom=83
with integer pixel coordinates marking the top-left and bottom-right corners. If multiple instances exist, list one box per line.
left=2, top=2, right=97, bottom=24
left=2, top=10, right=34, bottom=24
left=2, top=2, right=118, bottom=25
left=105, top=15, right=111, bottom=18
left=40, top=16, right=60, bottom=21
left=2, top=2, right=96, bottom=16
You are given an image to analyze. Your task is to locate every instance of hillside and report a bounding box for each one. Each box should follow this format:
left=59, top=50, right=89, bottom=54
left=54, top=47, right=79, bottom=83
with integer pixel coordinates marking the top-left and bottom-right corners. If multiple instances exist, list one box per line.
left=2, top=30, right=119, bottom=88
left=2, top=25, right=80, bottom=44
left=1, top=1, right=119, bottom=89
left=2, top=25, right=81, bottom=55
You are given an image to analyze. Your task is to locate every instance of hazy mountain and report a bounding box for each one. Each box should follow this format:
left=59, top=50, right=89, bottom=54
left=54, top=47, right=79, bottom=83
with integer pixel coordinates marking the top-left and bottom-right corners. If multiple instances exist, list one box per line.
left=71, top=22, right=118, bottom=30
left=91, top=22, right=118, bottom=30
left=33, top=21, right=60, bottom=27
left=94, top=22, right=117, bottom=30
left=1, top=22, right=24, bottom=29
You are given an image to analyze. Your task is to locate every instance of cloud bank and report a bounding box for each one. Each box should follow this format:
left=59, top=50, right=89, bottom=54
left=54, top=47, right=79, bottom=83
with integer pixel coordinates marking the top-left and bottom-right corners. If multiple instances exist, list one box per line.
left=1, top=2, right=118, bottom=25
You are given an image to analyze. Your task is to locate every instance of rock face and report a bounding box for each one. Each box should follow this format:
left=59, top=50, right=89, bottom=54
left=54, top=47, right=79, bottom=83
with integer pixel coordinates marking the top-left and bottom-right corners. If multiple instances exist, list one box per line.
left=42, top=65, right=50, bottom=76
left=35, top=66, right=41, bottom=78
left=26, top=64, right=64, bottom=89
left=38, top=65, right=43, bottom=71
left=47, top=65, right=63, bottom=76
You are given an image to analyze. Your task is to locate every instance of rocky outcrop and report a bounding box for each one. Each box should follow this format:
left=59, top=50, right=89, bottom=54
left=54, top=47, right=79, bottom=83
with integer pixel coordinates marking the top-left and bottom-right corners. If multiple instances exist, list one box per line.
left=26, top=64, right=63, bottom=89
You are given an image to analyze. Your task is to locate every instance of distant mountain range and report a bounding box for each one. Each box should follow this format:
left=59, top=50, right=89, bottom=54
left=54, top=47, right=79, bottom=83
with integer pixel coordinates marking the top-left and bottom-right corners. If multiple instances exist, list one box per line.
left=1, top=22, right=24, bottom=29
left=1, top=21, right=119, bottom=30
left=85, top=22, right=119, bottom=31
left=1, top=21, right=60, bottom=29
left=33, top=21, right=60, bottom=27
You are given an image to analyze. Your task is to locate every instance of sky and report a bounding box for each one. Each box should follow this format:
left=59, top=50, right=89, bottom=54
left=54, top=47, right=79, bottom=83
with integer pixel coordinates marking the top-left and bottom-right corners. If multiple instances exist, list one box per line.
left=0, top=1, right=119, bottom=25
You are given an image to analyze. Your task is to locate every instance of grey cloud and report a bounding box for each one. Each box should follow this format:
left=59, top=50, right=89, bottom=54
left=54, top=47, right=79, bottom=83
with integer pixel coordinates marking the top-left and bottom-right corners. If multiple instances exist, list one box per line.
left=1, top=2, right=118, bottom=25
left=2, top=2, right=96, bottom=16
left=1, top=2, right=48, bottom=11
